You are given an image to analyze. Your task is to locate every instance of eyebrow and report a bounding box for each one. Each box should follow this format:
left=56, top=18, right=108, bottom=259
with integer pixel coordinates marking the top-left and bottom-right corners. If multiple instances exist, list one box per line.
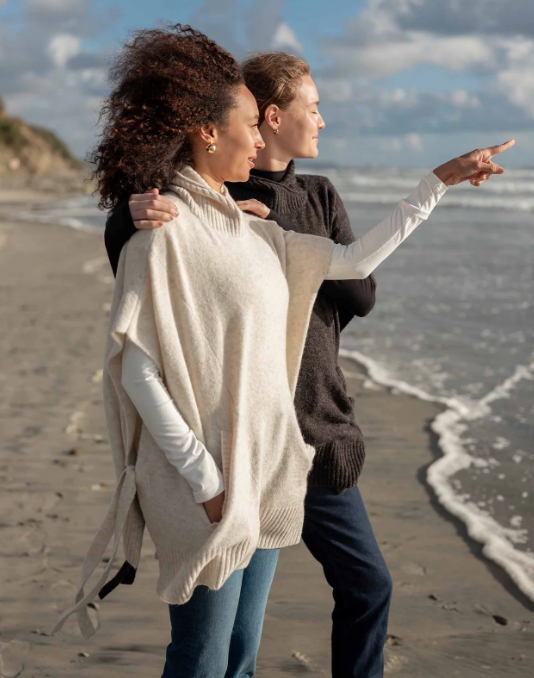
left=310, top=100, right=320, bottom=106
left=249, top=115, right=260, bottom=121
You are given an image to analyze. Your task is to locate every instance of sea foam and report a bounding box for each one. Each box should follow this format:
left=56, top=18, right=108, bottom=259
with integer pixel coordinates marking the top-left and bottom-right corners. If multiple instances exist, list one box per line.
left=339, top=347, right=534, bottom=602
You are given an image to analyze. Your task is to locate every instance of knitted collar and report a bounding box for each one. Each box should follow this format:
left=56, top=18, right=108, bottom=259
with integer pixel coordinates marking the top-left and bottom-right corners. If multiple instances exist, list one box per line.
left=169, top=165, right=245, bottom=237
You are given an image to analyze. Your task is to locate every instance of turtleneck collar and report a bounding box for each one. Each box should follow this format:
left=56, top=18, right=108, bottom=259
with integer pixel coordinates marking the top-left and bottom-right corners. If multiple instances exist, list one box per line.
left=229, top=160, right=306, bottom=201
left=250, top=167, right=286, bottom=183
left=169, top=165, right=245, bottom=237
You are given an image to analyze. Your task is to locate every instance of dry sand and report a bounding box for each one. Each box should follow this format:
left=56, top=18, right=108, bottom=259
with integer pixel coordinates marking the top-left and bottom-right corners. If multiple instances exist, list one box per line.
left=0, top=199, right=533, bottom=677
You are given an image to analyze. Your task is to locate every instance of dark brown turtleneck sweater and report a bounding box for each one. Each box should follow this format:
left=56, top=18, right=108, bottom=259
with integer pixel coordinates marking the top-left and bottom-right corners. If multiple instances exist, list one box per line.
left=104, top=161, right=376, bottom=492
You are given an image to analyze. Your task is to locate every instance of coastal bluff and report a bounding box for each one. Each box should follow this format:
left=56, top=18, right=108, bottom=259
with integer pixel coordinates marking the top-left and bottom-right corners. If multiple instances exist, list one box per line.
left=0, top=95, right=82, bottom=177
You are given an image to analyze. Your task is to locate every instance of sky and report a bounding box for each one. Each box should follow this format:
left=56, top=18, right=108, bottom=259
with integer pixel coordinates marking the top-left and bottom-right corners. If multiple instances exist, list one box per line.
left=0, top=0, right=533, bottom=167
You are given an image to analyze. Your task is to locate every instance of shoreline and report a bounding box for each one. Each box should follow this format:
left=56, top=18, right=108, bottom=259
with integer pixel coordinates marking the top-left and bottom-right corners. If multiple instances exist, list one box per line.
left=0, top=208, right=533, bottom=676
left=340, top=347, right=534, bottom=609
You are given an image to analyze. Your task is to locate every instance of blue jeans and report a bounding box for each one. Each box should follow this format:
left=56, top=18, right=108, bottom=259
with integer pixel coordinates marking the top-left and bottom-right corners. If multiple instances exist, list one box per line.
left=302, top=484, right=393, bottom=678
left=161, top=547, right=280, bottom=678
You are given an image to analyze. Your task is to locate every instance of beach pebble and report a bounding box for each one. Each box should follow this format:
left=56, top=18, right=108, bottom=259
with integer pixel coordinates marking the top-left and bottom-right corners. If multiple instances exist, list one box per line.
left=61, top=448, right=79, bottom=456
left=91, top=482, right=109, bottom=491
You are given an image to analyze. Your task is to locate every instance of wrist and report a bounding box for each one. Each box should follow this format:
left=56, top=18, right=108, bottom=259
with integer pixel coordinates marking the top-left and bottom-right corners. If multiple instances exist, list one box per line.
left=432, top=162, right=454, bottom=186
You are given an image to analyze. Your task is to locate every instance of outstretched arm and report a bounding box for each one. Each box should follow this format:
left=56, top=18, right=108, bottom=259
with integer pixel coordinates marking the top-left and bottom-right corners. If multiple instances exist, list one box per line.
left=325, top=140, right=515, bottom=280
left=325, top=172, right=446, bottom=280
left=323, top=180, right=376, bottom=319
left=235, top=200, right=376, bottom=319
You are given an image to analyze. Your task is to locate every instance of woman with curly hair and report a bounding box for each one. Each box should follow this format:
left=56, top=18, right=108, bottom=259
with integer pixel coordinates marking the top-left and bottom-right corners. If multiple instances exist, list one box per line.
left=53, top=22, right=512, bottom=678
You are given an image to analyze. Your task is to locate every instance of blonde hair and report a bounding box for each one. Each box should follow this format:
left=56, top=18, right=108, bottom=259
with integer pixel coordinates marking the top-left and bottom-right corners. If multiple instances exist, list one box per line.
left=240, top=51, right=311, bottom=125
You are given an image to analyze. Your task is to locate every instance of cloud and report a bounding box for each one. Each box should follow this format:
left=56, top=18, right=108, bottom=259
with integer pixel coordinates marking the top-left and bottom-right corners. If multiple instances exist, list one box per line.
left=316, top=0, right=534, bottom=143
left=378, top=132, right=422, bottom=153
left=0, top=0, right=112, bottom=157
left=392, top=0, right=534, bottom=38
left=1, top=0, right=529, bottom=165
left=25, top=0, right=86, bottom=13
left=244, top=0, right=287, bottom=52
left=187, top=0, right=244, bottom=58
left=186, top=0, right=305, bottom=59
left=47, top=34, right=81, bottom=69
left=272, top=23, right=304, bottom=53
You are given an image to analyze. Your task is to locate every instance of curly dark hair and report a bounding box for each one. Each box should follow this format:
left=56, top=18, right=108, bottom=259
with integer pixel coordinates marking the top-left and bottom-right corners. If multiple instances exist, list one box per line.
left=90, top=24, right=244, bottom=210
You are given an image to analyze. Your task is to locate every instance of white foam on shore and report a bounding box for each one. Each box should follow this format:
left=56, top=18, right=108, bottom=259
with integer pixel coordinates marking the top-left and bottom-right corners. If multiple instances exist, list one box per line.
left=339, top=347, right=534, bottom=602
left=13, top=195, right=104, bottom=234
left=342, top=191, right=534, bottom=212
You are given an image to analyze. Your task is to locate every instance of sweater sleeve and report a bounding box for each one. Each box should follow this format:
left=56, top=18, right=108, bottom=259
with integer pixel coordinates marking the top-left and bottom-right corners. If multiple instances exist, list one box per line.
left=325, top=172, right=448, bottom=280
left=121, top=339, right=225, bottom=503
left=322, top=180, right=377, bottom=319
left=105, top=200, right=138, bottom=277
left=268, top=207, right=376, bottom=320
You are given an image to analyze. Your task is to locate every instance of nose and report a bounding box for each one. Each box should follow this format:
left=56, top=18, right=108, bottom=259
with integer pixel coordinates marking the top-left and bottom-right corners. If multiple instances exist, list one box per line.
left=318, top=115, right=326, bottom=130
left=255, top=130, right=266, bottom=150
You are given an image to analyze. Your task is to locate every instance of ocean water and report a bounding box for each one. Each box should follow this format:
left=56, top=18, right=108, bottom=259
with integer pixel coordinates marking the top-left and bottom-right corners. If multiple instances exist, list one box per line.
left=15, top=166, right=534, bottom=600
left=317, top=165, right=534, bottom=601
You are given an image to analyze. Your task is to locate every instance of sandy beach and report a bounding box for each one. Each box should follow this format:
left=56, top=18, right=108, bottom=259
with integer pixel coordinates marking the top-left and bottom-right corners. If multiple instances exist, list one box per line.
left=0, top=193, right=533, bottom=677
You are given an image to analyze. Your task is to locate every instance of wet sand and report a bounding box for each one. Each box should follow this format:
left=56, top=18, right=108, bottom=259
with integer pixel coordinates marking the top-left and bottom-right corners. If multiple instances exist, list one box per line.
left=0, top=206, right=533, bottom=677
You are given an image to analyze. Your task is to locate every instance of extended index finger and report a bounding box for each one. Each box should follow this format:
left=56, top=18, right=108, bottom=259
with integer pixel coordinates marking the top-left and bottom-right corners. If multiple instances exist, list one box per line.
left=486, top=139, right=515, bottom=157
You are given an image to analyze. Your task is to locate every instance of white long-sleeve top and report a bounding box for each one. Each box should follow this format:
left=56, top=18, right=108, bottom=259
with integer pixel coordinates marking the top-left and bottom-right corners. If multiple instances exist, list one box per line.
left=121, top=171, right=447, bottom=503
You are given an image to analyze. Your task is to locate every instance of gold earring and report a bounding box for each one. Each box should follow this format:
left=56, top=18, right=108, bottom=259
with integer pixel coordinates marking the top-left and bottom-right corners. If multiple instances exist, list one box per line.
left=206, top=143, right=216, bottom=153
left=273, top=128, right=280, bottom=135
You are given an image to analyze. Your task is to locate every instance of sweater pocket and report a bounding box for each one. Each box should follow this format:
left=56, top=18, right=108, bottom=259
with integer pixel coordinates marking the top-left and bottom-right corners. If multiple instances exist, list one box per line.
left=200, top=430, right=232, bottom=530
left=218, top=430, right=233, bottom=521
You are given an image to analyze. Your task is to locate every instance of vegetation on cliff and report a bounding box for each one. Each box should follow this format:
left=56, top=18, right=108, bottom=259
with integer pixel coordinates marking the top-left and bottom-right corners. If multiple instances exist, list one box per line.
left=0, top=95, right=82, bottom=175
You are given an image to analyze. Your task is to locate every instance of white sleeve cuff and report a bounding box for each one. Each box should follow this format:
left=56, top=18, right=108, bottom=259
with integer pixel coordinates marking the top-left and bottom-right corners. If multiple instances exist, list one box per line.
left=193, top=468, right=225, bottom=503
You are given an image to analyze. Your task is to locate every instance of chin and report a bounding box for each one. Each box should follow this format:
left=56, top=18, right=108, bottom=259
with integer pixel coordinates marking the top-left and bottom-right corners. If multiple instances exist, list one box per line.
left=297, top=146, right=319, bottom=159
left=229, top=168, right=251, bottom=183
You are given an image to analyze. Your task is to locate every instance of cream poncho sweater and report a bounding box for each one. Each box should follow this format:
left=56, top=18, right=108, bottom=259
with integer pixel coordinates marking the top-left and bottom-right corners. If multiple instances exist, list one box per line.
left=52, top=166, right=446, bottom=637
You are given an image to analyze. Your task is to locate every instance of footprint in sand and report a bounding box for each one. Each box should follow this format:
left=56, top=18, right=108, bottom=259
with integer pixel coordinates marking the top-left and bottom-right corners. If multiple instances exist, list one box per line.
left=291, top=651, right=328, bottom=675
left=82, top=256, right=109, bottom=275
left=64, top=410, right=86, bottom=438
left=384, top=651, right=409, bottom=673
left=82, top=256, right=114, bottom=284
left=0, top=640, right=30, bottom=678
left=400, top=562, right=427, bottom=577
left=91, top=369, right=103, bottom=384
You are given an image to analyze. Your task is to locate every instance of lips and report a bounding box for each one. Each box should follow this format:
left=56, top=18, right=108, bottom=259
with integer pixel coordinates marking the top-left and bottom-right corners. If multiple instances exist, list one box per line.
left=248, top=156, right=256, bottom=167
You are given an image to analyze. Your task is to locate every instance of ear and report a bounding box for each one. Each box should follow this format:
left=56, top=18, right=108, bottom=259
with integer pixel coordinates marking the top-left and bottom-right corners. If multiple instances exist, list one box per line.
left=263, top=103, right=281, bottom=131
left=196, top=123, right=218, bottom=147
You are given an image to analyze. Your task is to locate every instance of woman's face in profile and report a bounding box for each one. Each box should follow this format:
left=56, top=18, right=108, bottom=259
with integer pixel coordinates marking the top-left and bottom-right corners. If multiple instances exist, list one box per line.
left=278, top=75, right=325, bottom=161
left=211, top=85, right=266, bottom=183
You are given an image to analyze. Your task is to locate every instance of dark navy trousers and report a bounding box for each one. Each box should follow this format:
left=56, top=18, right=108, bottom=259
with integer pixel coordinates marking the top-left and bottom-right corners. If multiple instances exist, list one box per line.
left=302, top=484, right=393, bottom=678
